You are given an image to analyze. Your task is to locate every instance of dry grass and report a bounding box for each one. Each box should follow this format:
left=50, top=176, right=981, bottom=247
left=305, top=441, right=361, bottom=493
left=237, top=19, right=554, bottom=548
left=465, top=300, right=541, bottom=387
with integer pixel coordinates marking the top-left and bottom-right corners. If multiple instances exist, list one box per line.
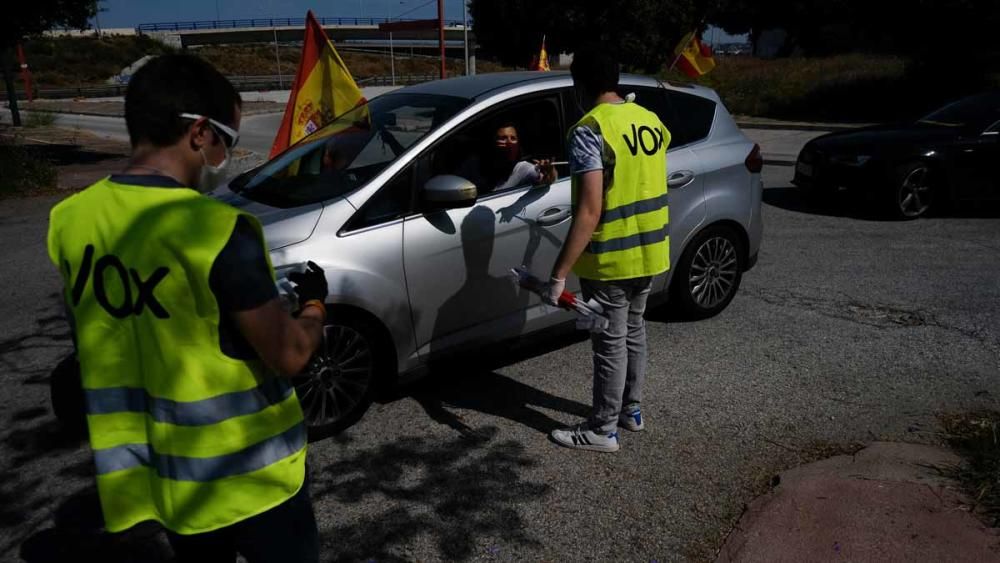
left=939, top=411, right=1000, bottom=526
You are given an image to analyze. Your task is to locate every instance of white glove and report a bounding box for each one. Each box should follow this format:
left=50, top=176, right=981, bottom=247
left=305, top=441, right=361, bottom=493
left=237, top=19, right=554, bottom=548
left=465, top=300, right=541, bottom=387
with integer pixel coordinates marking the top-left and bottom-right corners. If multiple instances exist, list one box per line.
left=543, top=277, right=565, bottom=306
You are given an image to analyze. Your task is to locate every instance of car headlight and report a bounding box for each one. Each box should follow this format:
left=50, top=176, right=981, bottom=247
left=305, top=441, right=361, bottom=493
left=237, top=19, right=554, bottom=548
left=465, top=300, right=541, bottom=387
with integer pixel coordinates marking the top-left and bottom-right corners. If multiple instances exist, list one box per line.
left=830, top=154, right=872, bottom=167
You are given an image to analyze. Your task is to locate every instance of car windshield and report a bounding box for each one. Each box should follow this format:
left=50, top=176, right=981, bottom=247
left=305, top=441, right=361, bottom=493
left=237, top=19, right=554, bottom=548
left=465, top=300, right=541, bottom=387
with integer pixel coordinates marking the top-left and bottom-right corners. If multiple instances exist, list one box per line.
left=231, top=92, right=469, bottom=208
left=917, top=92, right=1000, bottom=130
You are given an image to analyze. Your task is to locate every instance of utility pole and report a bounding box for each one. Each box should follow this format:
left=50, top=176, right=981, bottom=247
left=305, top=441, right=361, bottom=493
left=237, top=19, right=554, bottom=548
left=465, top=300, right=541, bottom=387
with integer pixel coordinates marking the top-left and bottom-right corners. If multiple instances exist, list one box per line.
left=2, top=48, right=22, bottom=126
left=389, top=32, right=395, bottom=86
left=463, top=1, right=469, bottom=75
left=273, top=28, right=283, bottom=89
left=437, top=0, right=446, bottom=79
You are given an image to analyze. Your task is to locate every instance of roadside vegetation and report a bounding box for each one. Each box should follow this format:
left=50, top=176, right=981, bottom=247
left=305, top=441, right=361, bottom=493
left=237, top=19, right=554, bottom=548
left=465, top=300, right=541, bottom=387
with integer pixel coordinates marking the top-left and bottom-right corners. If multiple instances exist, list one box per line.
left=666, top=54, right=1000, bottom=123
left=940, top=411, right=1000, bottom=526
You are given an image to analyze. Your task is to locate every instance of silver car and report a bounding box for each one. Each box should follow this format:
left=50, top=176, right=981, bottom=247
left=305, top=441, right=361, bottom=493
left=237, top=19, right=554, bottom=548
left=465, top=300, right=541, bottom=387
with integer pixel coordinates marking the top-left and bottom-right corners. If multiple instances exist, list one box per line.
left=222, top=72, right=764, bottom=436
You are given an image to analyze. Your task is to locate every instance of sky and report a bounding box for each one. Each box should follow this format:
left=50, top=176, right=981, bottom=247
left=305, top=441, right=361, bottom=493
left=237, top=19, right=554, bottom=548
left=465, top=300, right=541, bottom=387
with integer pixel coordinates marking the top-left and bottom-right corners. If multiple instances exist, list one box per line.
left=94, top=0, right=747, bottom=44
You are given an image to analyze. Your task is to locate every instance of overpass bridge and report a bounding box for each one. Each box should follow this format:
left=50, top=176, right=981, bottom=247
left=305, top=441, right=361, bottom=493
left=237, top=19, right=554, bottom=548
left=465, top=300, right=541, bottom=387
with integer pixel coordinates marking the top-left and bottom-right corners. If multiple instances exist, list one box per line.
left=136, top=17, right=475, bottom=50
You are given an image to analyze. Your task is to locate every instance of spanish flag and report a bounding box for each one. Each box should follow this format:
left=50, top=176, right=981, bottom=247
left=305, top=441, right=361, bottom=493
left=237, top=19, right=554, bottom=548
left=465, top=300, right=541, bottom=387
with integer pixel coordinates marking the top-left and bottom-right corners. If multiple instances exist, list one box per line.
left=530, top=36, right=551, bottom=72
left=672, top=31, right=716, bottom=78
left=270, top=11, right=366, bottom=158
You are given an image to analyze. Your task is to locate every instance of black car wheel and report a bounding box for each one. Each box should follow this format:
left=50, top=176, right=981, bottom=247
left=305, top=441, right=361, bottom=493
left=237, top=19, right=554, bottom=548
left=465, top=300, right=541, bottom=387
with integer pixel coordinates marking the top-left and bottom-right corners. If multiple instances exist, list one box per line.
left=292, top=312, right=387, bottom=440
left=670, top=225, right=745, bottom=319
left=891, top=162, right=934, bottom=219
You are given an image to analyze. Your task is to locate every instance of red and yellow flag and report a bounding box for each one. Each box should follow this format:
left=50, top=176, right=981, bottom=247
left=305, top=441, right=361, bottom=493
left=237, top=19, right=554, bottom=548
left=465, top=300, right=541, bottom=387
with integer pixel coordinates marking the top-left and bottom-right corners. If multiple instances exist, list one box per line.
left=270, top=11, right=366, bottom=158
left=530, top=36, right=551, bottom=72
left=673, top=31, right=716, bottom=78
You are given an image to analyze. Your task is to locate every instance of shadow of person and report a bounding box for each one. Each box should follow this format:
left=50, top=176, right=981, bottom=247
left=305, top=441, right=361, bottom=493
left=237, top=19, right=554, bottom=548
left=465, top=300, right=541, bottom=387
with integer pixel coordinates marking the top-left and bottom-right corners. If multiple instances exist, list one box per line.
left=429, top=206, right=530, bottom=356
left=19, top=488, right=173, bottom=563
left=412, top=370, right=590, bottom=436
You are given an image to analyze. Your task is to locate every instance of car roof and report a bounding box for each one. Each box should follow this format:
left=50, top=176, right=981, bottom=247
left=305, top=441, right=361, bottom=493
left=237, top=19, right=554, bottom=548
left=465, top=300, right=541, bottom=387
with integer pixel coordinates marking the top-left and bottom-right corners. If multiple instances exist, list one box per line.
left=394, top=71, right=719, bottom=103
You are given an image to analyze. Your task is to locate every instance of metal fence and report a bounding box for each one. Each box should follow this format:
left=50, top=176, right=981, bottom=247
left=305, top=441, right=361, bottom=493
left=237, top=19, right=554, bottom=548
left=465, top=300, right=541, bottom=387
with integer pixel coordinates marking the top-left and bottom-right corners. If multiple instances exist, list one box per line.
left=12, top=74, right=439, bottom=101
left=136, top=17, right=466, bottom=33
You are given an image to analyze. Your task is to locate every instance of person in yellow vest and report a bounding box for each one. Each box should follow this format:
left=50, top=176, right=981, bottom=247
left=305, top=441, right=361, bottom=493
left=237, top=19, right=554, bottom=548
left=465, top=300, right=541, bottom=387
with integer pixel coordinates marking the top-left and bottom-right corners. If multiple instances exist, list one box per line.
left=544, top=48, right=670, bottom=452
left=47, top=54, right=326, bottom=561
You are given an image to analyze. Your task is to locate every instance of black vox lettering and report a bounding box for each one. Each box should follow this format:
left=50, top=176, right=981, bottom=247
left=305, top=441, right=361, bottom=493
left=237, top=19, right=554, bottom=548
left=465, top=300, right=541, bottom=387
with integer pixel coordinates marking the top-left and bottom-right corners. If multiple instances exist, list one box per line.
left=622, top=124, right=664, bottom=157
left=66, top=245, right=171, bottom=319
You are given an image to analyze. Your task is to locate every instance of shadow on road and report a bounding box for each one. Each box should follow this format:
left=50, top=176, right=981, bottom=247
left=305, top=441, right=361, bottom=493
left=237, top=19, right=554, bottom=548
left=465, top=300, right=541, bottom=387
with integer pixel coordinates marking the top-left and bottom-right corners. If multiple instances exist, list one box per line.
left=313, top=429, right=549, bottom=562
left=18, top=489, right=173, bottom=563
left=20, top=144, right=124, bottom=167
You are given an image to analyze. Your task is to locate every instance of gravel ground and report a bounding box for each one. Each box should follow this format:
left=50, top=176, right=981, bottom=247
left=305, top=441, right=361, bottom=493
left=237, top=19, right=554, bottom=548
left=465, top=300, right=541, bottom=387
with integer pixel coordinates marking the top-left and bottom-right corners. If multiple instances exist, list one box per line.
left=0, top=156, right=998, bottom=562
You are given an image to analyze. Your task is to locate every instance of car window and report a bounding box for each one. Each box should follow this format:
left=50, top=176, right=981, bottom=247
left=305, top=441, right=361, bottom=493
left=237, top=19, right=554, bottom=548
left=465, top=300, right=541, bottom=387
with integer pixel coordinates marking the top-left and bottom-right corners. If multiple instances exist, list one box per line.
left=918, top=92, right=1000, bottom=131
left=344, top=161, right=416, bottom=231
left=625, top=86, right=682, bottom=147
left=231, top=93, right=468, bottom=209
left=425, top=95, right=566, bottom=196
left=666, top=90, right=716, bottom=147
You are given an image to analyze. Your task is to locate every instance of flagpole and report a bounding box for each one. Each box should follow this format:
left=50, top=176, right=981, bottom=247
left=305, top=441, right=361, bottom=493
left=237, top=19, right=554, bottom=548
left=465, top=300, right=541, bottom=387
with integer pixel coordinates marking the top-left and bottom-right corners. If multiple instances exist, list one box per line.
left=668, top=32, right=692, bottom=72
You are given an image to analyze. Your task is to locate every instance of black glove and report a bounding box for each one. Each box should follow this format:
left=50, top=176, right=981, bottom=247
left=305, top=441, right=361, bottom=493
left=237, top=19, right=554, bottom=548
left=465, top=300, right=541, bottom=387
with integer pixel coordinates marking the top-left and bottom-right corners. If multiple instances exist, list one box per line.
left=288, top=261, right=328, bottom=304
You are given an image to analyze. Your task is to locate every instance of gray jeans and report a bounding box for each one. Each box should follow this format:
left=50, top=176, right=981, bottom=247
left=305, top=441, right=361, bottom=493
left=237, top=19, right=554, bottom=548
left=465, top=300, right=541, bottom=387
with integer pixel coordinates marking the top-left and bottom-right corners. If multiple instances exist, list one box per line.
left=580, top=276, right=653, bottom=434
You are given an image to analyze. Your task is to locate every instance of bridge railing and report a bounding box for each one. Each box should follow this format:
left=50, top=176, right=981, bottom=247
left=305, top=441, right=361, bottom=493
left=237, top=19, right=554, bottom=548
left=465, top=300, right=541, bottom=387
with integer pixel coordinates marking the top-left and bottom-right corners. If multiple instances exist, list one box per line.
left=136, top=17, right=467, bottom=33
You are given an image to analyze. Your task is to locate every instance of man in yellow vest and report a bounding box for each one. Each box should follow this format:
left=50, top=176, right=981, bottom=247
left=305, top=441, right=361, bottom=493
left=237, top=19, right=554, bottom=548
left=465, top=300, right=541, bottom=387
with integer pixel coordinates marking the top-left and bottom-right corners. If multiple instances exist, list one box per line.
left=545, top=48, right=671, bottom=452
left=47, top=54, right=326, bottom=561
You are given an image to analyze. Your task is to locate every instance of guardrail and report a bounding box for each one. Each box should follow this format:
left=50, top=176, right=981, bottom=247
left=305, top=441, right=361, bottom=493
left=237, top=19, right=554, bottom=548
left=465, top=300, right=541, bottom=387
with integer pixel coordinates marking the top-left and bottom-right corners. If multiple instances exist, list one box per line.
left=136, top=17, right=467, bottom=33
left=10, top=74, right=441, bottom=101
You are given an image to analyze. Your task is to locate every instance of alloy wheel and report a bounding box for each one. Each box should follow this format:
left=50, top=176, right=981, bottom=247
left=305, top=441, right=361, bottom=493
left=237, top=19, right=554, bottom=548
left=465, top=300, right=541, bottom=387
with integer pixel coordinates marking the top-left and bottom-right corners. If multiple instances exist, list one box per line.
left=293, top=324, right=374, bottom=428
left=689, top=236, right=739, bottom=309
left=898, top=166, right=932, bottom=218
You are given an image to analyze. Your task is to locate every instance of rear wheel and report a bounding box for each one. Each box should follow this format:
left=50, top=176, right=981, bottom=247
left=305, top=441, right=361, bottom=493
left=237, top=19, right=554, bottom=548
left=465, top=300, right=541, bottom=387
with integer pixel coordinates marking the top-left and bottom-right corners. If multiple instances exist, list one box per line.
left=292, top=311, right=388, bottom=440
left=669, top=225, right=745, bottom=319
left=889, top=162, right=934, bottom=219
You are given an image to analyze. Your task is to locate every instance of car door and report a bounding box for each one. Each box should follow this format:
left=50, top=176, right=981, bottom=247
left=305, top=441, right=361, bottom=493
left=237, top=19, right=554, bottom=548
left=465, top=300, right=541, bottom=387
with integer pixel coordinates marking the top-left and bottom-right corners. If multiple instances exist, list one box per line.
left=402, top=93, right=575, bottom=360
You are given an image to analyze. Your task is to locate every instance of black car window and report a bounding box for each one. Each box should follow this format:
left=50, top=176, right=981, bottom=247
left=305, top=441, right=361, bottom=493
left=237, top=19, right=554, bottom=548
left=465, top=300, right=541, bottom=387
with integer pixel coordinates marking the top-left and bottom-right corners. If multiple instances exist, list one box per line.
left=423, top=94, right=566, bottom=197
left=918, top=92, right=1000, bottom=132
left=666, top=90, right=716, bottom=147
left=344, top=161, right=417, bottom=232
left=624, top=86, right=680, bottom=148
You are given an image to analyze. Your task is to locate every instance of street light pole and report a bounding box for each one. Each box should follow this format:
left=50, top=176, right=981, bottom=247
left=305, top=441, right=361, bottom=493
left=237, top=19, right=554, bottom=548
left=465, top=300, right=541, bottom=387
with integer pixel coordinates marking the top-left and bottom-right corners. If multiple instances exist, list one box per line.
left=463, top=0, right=469, bottom=75
left=437, top=0, right=445, bottom=79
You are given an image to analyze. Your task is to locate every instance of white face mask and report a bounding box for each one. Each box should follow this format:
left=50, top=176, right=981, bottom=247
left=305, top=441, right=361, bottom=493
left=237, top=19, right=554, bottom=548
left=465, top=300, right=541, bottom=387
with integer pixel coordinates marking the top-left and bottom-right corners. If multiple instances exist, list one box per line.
left=196, top=145, right=231, bottom=193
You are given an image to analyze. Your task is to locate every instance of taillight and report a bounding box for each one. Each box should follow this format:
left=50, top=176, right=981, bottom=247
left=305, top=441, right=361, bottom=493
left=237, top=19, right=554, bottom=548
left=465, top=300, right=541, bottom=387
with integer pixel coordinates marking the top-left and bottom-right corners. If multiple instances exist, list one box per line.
left=745, top=143, right=763, bottom=173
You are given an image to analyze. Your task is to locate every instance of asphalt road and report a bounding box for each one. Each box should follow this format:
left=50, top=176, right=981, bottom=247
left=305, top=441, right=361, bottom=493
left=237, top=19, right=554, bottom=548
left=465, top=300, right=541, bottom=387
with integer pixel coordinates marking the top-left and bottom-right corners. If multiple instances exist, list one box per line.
left=1, top=133, right=999, bottom=562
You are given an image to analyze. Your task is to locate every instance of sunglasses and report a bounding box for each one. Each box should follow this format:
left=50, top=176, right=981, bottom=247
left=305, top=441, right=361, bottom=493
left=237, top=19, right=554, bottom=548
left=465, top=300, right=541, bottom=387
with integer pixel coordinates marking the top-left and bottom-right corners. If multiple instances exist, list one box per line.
left=180, top=113, right=240, bottom=149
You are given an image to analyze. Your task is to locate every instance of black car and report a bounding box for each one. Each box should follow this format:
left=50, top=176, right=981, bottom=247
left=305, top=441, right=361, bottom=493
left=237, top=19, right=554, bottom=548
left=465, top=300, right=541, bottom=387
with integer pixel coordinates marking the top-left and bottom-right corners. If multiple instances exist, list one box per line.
left=793, top=91, right=1000, bottom=218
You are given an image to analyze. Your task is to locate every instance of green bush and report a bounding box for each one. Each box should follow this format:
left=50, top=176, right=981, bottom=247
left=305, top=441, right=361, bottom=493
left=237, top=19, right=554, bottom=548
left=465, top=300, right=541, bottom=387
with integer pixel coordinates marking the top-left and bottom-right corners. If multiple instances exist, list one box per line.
left=24, top=111, right=56, bottom=128
left=0, top=140, right=58, bottom=197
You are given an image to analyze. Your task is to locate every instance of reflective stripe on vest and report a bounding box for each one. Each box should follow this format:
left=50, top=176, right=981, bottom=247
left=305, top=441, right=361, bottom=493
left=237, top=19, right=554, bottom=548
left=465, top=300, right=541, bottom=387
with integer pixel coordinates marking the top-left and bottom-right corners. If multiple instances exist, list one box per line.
left=94, top=423, right=306, bottom=481
left=570, top=102, right=671, bottom=281
left=85, top=378, right=294, bottom=426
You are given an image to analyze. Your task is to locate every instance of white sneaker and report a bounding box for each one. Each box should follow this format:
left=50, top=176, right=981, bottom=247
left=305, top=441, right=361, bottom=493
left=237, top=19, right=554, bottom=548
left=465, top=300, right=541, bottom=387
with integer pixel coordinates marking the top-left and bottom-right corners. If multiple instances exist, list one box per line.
left=619, top=409, right=644, bottom=432
left=550, top=424, right=620, bottom=452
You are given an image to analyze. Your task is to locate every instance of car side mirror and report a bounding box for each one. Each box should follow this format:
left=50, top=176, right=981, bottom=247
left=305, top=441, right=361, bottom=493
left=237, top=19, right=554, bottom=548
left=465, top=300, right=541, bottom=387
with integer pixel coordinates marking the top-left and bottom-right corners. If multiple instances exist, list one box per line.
left=422, top=175, right=478, bottom=209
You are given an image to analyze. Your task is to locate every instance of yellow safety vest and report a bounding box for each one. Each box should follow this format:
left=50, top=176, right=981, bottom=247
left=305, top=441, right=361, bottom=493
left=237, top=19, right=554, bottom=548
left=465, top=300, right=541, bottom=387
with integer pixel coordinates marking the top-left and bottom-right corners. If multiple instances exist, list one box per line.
left=47, top=177, right=307, bottom=535
left=570, top=102, right=671, bottom=281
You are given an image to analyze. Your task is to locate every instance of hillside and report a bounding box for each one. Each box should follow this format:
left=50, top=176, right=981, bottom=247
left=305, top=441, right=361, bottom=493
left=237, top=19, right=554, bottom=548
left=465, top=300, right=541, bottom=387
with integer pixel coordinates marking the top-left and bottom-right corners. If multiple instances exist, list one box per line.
left=19, top=35, right=506, bottom=89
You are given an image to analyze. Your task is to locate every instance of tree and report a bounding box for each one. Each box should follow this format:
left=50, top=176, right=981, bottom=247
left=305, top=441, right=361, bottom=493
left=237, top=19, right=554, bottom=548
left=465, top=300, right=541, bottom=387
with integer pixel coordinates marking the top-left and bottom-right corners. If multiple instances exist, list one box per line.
left=2, top=1, right=97, bottom=125
left=470, top=0, right=707, bottom=73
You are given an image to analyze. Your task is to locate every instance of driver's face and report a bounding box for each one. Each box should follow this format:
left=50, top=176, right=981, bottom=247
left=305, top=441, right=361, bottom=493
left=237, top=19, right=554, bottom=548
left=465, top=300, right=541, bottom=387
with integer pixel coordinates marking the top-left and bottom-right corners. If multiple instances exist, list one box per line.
left=494, top=126, right=519, bottom=148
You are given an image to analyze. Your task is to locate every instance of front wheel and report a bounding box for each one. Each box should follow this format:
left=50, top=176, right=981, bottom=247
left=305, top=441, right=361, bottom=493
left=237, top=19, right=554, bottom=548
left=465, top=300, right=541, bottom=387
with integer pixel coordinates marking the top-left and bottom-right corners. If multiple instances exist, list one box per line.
left=889, top=162, right=934, bottom=219
left=669, top=225, right=745, bottom=320
left=292, top=312, right=387, bottom=440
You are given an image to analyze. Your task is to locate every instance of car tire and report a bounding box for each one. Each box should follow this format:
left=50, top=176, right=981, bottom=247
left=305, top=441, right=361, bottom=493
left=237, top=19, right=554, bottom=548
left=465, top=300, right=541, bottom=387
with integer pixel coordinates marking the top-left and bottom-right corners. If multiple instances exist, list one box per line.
left=50, top=352, right=88, bottom=438
left=292, top=310, right=389, bottom=441
left=888, top=161, right=934, bottom=219
left=669, top=225, right=745, bottom=320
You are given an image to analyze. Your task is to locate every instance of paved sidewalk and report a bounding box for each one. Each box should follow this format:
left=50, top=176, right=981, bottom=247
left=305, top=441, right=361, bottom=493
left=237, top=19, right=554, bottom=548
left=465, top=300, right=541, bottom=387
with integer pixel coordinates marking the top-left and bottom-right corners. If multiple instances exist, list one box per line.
left=717, top=442, right=1000, bottom=562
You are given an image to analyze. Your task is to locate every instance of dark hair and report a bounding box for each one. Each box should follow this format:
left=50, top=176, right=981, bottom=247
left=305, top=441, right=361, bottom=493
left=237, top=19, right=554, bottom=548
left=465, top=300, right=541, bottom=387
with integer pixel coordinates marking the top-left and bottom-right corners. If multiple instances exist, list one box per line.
left=570, top=47, right=620, bottom=97
left=125, top=54, right=241, bottom=148
left=494, top=120, right=519, bottom=134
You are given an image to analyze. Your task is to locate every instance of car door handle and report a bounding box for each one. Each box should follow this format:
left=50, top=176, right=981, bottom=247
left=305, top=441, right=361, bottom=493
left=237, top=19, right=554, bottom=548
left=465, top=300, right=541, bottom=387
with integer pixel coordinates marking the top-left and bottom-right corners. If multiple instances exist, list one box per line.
left=668, top=170, right=696, bottom=189
left=536, top=205, right=572, bottom=226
